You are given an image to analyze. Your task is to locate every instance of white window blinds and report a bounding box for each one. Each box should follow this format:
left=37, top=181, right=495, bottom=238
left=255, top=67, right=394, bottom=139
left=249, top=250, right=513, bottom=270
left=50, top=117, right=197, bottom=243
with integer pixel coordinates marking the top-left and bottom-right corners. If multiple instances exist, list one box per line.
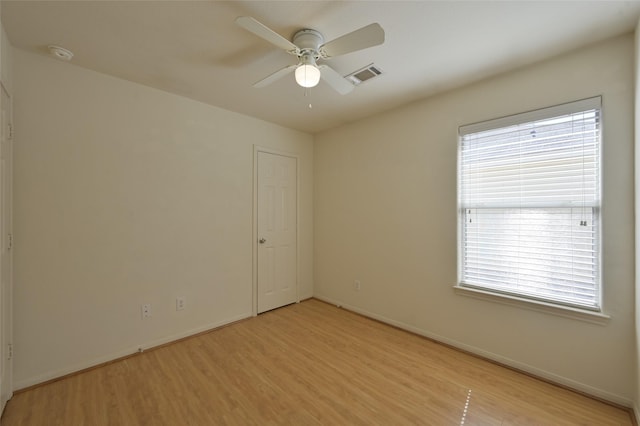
left=458, top=97, right=601, bottom=311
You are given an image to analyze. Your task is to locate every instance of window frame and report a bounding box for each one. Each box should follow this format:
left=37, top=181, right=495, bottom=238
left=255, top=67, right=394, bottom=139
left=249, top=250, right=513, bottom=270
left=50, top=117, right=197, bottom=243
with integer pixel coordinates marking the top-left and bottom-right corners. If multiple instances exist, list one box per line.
left=456, top=97, right=604, bottom=317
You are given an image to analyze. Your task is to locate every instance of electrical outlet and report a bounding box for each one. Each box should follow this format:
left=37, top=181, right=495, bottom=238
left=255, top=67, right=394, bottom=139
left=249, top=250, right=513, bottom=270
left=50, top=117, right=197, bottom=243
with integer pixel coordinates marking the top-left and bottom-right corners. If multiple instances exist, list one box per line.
left=354, top=280, right=361, bottom=291
left=141, top=303, right=151, bottom=319
left=176, top=297, right=186, bottom=311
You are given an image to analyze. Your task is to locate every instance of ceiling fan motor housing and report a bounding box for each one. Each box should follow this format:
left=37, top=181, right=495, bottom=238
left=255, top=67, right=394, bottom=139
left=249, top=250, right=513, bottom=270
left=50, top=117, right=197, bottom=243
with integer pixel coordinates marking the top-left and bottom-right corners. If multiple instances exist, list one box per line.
left=293, top=29, right=324, bottom=56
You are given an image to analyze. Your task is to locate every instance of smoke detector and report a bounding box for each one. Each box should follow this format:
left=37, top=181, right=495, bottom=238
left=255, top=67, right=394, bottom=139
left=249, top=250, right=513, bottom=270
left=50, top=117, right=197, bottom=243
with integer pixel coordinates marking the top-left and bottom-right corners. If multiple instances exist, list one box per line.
left=48, top=45, right=74, bottom=61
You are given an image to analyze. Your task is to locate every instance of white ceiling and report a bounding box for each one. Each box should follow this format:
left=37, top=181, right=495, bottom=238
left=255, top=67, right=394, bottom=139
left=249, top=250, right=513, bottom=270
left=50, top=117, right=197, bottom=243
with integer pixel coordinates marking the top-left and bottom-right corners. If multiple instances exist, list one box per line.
left=3, top=1, right=640, bottom=133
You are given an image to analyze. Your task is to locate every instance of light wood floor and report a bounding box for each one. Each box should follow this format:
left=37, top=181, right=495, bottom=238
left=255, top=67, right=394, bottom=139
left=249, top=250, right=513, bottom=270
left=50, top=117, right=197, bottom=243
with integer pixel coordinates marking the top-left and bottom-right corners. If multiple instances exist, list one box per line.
left=1, top=299, right=633, bottom=425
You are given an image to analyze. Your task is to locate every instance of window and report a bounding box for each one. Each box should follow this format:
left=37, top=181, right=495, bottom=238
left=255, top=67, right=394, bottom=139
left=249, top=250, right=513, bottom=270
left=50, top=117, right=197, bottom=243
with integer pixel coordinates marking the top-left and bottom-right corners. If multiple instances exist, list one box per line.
left=458, top=97, right=601, bottom=311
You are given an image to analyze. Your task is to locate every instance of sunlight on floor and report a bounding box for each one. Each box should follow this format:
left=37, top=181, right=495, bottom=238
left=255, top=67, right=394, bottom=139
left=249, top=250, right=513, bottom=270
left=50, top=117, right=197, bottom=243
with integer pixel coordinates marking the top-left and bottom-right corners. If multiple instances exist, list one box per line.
left=460, top=389, right=472, bottom=425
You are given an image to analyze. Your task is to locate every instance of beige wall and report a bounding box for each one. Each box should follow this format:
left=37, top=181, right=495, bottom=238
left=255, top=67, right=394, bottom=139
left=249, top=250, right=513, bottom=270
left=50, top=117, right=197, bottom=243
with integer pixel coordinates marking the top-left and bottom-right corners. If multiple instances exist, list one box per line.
left=12, top=49, right=313, bottom=388
left=315, top=34, right=635, bottom=404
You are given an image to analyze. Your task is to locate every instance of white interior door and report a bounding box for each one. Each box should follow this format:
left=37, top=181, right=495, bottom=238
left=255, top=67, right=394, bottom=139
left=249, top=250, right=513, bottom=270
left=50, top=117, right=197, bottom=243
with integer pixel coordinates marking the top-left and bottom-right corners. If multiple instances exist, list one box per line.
left=257, top=151, right=297, bottom=314
left=0, top=84, right=13, bottom=411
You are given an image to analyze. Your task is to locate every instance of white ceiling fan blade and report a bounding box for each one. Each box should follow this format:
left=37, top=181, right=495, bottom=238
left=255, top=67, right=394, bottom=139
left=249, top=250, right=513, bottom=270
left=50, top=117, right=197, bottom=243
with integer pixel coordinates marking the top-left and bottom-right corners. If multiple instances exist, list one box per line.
left=319, top=65, right=354, bottom=95
left=235, top=16, right=299, bottom=55
left=253, top=64, right=297, bottom=88
left=319, top=23, right=384, bottom=58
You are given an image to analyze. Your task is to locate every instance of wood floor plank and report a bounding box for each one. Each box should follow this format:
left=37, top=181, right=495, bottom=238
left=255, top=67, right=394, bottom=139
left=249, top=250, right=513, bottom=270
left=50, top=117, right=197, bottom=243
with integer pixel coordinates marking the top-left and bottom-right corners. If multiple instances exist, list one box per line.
left=1, top=299, right=633, bottom=425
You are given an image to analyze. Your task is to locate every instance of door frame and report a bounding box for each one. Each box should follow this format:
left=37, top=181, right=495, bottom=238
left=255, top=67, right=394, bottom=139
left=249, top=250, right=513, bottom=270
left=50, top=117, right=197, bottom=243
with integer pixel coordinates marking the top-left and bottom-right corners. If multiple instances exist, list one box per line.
left=0, top=81, right=13, bottom=412
left=252, top=146, right=300, bottom=316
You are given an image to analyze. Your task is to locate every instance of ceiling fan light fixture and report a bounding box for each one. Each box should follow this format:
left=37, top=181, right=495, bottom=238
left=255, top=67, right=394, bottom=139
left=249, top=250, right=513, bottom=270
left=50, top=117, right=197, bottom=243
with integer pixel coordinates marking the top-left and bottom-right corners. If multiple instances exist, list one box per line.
left=295, top=64, right=321, bottom=88
left=295, top=53, right=320, bottom=88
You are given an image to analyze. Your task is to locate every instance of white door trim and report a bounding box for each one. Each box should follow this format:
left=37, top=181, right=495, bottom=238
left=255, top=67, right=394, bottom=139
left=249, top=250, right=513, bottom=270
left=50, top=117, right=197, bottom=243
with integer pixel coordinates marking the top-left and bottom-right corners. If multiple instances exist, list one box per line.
left=252, top=146, right=300, bottom=316
left=0, top=81, right=13, bottom=413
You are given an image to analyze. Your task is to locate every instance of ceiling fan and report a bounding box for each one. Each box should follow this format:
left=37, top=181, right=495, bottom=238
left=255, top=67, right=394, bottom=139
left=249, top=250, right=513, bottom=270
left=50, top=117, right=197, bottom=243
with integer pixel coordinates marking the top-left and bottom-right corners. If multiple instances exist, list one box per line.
left=235, top=16, right=385, bottom=95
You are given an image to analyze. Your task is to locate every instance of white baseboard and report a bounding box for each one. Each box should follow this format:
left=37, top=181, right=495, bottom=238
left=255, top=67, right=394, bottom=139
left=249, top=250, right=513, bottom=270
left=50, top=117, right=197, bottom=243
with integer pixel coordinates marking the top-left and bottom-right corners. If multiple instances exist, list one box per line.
left=314, top=294, right=633, bottom=408
left=14, top=312, right=252, bottom=390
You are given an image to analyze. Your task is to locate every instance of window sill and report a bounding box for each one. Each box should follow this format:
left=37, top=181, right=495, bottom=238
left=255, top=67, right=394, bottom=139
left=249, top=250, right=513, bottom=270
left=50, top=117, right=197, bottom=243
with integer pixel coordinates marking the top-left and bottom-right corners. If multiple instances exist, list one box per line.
left=453, top=285, right=610, bottom=326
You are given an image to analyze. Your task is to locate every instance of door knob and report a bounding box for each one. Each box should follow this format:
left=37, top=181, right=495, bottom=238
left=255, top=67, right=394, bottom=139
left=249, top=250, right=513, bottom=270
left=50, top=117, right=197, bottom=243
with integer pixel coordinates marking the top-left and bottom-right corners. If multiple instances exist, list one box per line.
left=259, top=238, right=266, bottom=244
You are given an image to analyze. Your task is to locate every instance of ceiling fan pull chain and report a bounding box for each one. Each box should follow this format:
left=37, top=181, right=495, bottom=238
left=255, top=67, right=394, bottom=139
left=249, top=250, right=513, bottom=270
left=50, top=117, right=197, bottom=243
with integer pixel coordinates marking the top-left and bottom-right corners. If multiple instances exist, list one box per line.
left=304, top=87, right=313, bottom=109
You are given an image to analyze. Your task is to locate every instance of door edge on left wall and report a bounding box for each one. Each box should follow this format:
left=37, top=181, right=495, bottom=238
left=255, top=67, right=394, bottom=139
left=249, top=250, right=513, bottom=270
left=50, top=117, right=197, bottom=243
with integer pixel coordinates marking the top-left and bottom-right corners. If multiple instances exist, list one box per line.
left=0, top=81, right=14, bottom=415
left=252, top=146, right=300, bottom=316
